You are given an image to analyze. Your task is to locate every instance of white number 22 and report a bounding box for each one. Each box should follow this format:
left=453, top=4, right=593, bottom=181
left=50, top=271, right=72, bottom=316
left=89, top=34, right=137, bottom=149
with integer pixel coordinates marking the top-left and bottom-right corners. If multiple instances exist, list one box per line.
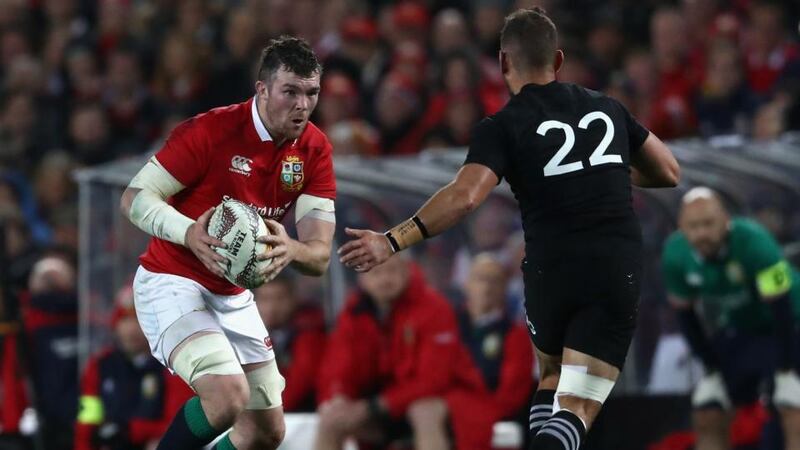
left=537, top=111, right=620, bottom=177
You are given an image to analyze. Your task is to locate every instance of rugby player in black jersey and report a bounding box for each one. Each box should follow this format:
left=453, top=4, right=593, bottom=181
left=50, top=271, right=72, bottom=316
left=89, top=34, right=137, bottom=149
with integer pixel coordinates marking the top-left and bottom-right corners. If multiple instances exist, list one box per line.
left=339, top=7, right=679, bottom=450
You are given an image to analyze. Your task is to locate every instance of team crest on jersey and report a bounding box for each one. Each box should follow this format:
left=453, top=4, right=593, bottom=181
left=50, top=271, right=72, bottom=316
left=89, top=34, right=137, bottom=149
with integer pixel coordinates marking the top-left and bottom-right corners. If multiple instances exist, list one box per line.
left=726, top=262, right=744, bottom=284
left=281, top=156, right=304, bottom=192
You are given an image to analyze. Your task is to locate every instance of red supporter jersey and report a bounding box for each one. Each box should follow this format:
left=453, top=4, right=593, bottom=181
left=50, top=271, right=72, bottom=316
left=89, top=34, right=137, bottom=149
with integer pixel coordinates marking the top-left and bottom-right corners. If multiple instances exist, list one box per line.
left=139, top=97, right=336, bottom=295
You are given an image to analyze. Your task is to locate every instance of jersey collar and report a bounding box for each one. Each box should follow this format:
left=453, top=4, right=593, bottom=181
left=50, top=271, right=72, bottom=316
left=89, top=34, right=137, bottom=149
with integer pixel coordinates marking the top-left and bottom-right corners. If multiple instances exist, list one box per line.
left=251, top=96, right=273, bottom=142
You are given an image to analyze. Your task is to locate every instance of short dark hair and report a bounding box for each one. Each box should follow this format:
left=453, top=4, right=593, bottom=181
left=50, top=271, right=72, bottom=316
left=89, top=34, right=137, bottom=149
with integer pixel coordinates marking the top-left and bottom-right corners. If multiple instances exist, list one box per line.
left=500, top=7, right=558, bottom=71
left=257, top=35, right=322, bottom=83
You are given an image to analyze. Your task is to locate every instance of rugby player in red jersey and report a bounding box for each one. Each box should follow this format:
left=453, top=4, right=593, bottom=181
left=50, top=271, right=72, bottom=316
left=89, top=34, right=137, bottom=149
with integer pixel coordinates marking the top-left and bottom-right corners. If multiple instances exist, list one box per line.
left=119, top=36, right=336, bottom=450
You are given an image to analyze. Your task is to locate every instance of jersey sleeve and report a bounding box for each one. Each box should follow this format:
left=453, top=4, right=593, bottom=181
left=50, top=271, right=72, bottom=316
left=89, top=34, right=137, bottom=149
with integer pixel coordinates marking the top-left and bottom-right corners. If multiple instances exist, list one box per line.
left=661, top=235, right=695, bottom=301
left=612, top=99, right=649, bottom=153
left=463, top=116, right=509, bottom=183
left=741, top=221, right=793, bottom=297
left=153, top=117, right=211, bottom=188
left=302, top=139, right=336, bottom=200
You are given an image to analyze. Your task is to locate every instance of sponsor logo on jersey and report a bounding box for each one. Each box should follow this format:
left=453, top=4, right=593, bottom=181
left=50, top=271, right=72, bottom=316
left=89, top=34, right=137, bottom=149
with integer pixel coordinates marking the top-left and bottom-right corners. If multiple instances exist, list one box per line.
left=230, top=156, right=253, bottom=176
left=281, top=156, right=304, bottom=191
left=264, top=336, right=273, bottom=350
left=221, top=196, right=292, bottom=221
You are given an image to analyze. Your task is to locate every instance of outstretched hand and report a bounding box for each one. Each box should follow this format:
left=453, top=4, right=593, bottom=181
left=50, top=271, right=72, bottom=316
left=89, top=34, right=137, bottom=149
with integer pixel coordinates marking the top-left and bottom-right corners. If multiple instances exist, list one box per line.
left=185, top=207, right=228, bottom=278
left=337, top=227, right=394, bottom=272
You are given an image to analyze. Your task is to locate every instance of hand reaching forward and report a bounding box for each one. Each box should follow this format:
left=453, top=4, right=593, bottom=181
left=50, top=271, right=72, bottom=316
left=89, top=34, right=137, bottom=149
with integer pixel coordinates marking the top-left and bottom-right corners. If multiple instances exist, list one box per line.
left=337, top=227, right=394, bottom=272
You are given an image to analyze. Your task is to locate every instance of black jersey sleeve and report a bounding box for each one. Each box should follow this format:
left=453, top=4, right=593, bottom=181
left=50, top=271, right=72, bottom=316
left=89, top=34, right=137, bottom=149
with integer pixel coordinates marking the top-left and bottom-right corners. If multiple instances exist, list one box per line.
left=463, top=116, right=509, bottom=183
left=613, top=99, right=649, bottom=153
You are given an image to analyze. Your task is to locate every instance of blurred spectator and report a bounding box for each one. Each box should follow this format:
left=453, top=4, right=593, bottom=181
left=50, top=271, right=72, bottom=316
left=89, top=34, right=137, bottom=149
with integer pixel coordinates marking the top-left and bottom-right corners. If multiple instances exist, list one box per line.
left=424, top=92, right=483, bottom=148
left=33, top=151, right=77, bottom=226
left=325, top=15, right=387, bottom=106
left=68, top=103, right=117, bottom=165
left=444, top=254, right=534, bottom=449
left=74, top=284, right=194, bottom=450
left=22, top=252, right=80, bottom=449
left=431, top=8, right=471, bottom=57
left=103, top=46, right=160, bottom=151
left=373, top=71, right=427, bottom=155
left=205, top=6, right=260, bottom=108
left=65, top=46, right=104, bottom=102
left=385, top=1, right=429, bottom=49
left=327, top=120, right=380, bottom=157
left=0, top=93, right=38, bottom=172
left=95, top=0, right=133, bottom=62
left=254, top=276, right=326, bottom=412
left=743, top=1, right=800, bottom=95
left=694, top=39, right=760, bottom=137
left=648, top=7, right=699, bottom=138
left=471, top=1, right=504, bottom=58
left=317, top=71, right=361, bottom=131
left=316, top=256, right=468, bottom=450
left=585, top=18, right=625, bottom=90
left=451, top=197, right=518, bottom=290
left=151, top=33, right=208, bottom=115
left=0, top=204, right=39, bottom=293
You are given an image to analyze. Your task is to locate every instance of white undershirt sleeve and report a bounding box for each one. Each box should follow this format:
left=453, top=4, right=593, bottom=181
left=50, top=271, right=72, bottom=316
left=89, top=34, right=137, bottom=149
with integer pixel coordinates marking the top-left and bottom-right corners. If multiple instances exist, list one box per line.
left=295, top=194, right=335, bottom=224
left=127, top=157, right=195, bottom=246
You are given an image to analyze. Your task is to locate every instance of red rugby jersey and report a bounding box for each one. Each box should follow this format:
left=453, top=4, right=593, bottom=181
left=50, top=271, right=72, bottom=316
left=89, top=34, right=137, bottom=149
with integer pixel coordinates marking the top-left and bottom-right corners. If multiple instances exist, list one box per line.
left=139, top=97, right=336, bottom=295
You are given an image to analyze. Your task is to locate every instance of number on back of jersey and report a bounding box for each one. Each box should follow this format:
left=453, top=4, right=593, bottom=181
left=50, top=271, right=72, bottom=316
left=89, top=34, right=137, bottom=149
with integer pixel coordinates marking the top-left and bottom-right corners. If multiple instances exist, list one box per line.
left=537, top=111, right=620, bottom=177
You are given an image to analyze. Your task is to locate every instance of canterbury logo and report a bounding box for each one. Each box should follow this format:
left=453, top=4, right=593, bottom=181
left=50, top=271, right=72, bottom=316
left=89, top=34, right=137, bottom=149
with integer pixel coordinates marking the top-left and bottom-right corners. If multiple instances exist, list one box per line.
left=229, top=156, right=253, bottom=176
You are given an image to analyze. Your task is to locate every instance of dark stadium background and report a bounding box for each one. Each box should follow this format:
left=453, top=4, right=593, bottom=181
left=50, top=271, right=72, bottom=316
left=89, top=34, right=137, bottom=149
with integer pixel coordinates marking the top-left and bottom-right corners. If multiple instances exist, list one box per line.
left=1, top=0, right=799, bottom=449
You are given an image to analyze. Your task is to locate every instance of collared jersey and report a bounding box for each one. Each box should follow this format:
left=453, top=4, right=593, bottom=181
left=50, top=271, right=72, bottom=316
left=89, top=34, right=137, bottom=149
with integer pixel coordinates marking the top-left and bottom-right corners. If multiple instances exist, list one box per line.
left=139, top=97, right=336, bottom=295
left=464, top=81, right=650, bottom=260
left=662, top=218, right=800, bottom=332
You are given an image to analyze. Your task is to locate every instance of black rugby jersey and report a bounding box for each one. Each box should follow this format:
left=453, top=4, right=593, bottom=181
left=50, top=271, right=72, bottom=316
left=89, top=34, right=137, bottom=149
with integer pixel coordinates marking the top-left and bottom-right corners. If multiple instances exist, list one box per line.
left=464, top=81, right=650, bottom=260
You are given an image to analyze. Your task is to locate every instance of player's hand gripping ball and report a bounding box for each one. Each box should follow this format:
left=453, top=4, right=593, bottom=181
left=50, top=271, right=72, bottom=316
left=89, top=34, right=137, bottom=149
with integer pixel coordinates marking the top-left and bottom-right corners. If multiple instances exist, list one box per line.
left=207, top=199, right=273, bottom=289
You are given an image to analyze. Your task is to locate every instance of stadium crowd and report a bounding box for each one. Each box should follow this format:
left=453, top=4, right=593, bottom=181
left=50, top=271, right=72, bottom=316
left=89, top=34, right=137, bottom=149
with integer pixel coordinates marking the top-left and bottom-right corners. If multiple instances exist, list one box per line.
left=1, top=0, right=800, bottom=449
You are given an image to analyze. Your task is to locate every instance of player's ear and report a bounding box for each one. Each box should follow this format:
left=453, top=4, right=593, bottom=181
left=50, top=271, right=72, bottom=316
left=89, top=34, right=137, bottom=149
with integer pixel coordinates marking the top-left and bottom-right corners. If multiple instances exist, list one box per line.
left=499, top=51, right=510, bottom=76
left=553, top=50, right=564, bottom=74
left=255, top=80, right=269, bottom=100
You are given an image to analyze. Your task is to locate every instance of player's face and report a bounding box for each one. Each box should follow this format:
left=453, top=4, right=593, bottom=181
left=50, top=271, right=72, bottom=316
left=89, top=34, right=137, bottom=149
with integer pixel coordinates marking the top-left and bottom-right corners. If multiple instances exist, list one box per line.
left=115, top=316, right=149, bottom=357
left=464, top=258, right=507, bottom=317
left=357, top=256, right=409, bottom=309
left=680, top=200, right=730, bottom=259
left=258, top=67, right=321, bottom=142
left=254, top=282, right=295, bottom=329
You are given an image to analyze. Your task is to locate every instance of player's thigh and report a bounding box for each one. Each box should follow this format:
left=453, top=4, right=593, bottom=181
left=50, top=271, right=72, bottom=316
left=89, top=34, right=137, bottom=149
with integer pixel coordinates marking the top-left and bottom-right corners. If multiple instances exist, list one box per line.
left=133, top=265, right=220, bottom=366
left=563, top=254, right=641, bottom=371
left=523, top=258, right=572, bottom=358
left=205, top=289, right=274, bottom=365
left=713, top=331, right=775, bottom=406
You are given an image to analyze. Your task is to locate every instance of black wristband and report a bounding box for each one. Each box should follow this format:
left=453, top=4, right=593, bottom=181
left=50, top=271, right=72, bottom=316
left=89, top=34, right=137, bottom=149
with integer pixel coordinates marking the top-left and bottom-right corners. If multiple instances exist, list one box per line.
left=411, top=215, right=430, bottom=239
left=384, top=231, right=401, bottom=253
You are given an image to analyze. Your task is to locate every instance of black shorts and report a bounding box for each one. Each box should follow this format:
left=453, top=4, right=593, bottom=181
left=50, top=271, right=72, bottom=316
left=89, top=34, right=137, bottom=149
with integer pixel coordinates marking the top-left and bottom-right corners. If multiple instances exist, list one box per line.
left=523, top=251, right=642, bottom=370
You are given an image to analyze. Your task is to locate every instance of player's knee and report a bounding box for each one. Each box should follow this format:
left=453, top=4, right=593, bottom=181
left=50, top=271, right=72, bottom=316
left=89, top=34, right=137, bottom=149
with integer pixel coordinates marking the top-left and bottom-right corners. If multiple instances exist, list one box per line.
left=243, top=423, right=285, bottom=450
left=553, top=365, right=615, bottom=422
left=407, top=398, right=448, bottom=432
left=205, top=377, right=250, bottom=426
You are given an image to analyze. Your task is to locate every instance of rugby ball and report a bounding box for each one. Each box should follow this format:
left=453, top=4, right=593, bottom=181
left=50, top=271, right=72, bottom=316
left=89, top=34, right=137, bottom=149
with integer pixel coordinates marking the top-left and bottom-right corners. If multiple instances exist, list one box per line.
left=207, top=199, right=272, bottom=289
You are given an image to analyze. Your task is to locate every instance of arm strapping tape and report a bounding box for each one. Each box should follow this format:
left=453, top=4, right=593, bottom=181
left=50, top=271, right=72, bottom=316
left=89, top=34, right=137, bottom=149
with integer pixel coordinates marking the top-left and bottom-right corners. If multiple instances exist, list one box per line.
left=128, top=157, right=194, bottom=246
left=295, top=194, right=335, bottom=224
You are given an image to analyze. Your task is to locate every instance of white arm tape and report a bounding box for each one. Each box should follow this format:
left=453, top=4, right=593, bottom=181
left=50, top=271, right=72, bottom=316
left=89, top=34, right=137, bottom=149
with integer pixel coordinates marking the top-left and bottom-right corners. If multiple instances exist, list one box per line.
left=295, top=193, right=335, bottom=224
left=128, top=157, right=194, bottom=246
